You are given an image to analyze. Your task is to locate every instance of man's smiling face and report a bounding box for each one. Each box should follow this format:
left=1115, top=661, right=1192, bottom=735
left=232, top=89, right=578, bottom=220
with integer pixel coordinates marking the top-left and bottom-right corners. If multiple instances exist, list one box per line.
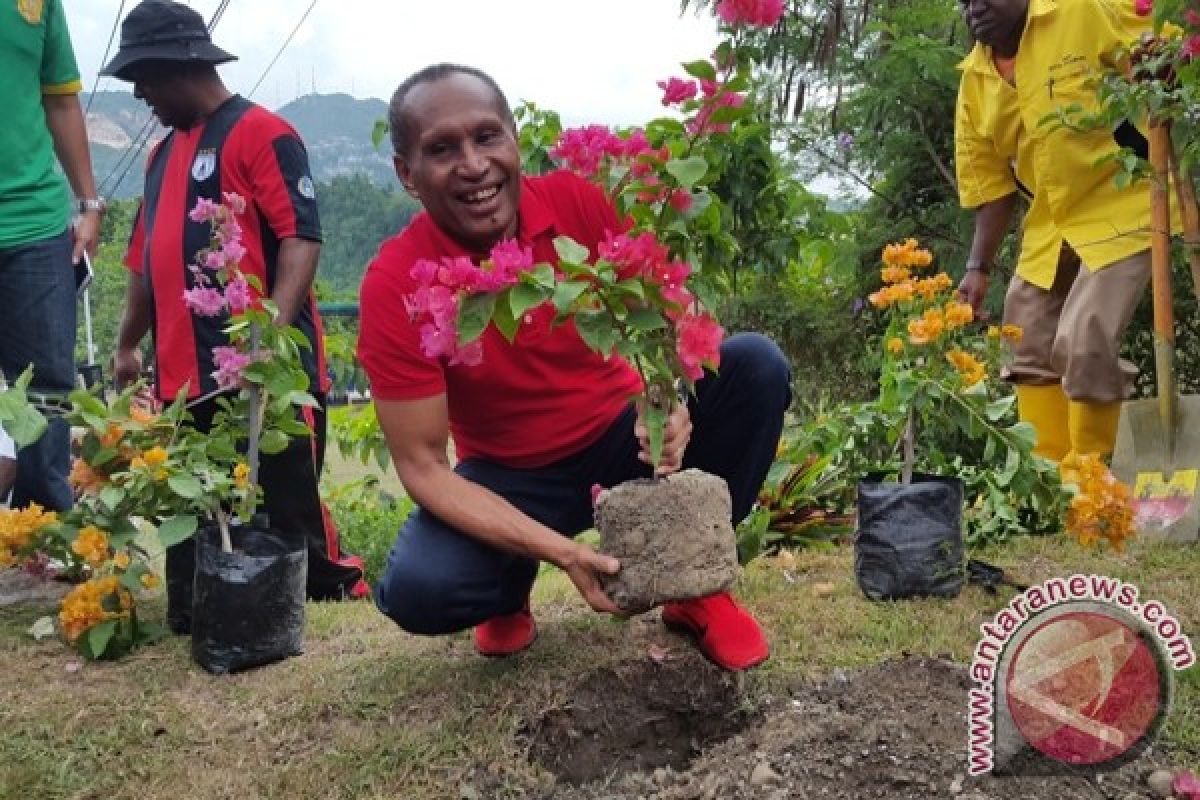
left=394, top=73, right=522, bottom=254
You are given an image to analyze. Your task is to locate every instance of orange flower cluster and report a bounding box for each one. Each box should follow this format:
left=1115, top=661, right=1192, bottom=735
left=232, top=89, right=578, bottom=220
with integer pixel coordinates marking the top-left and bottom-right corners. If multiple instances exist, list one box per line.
left=1065, top=455, right=1136, bottom=550
left=987, top=324, right=1024, bottom=344
left=907, top=308, right=946, bottom=345
left=0, top=504, right=57, bottom=568
left=882, top=238, right=934, bottom=269
left=71, top=525, right=110, bottom=567
left=946, top=348, right=987, bottom=387
left=58, top=576, right=131, bottom=643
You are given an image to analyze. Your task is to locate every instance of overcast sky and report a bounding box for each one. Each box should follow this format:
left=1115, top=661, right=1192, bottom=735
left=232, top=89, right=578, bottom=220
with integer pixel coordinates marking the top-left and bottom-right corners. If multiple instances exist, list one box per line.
left=67, top=0, right=722, bottom=125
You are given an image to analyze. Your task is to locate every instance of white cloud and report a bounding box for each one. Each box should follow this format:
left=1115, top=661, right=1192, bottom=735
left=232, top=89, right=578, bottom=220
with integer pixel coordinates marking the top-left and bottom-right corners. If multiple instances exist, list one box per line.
left=70, top=0, right=720, bottom=124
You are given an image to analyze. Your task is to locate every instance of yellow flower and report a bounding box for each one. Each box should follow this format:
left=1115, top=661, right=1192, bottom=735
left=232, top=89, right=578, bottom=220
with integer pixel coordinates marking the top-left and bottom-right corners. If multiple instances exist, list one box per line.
left=58, top=576, right=126, bottom=643
left=1065, top=456, right=1136, bottom=551
left=944, top=301, right=974, bottom=329
left=129, top=406, right=158, bottom=425
left=113, top=551, right=131, bottom=570
left=130, top=456, right=148, bottom=469
left=233, top=462, right=251, bottom=489
left=946, top=348, right=987, bottom=387
left=143, top=446, right=169, bottom=467
left=868, top=289, right=890, bottom=309
left=155, top=468, right=169, bottom=482
left=987, top=325, right=1001, bottom=339
left=71, top=525, right=110, bottom=567
left=881, top=265, right=911, bottom=285
left=1001, top=324, right=1024, bottom=343
left=69, top=458, right=106, bottom=494
left=887, top=337, right=905, bottom=355
left=0, top=503, right=58, bottom=554
left=99, top=423, right=124, bottom=449
left=881, top=238, right=934, bottom=270
left=140, top=573, right=161, bottom=590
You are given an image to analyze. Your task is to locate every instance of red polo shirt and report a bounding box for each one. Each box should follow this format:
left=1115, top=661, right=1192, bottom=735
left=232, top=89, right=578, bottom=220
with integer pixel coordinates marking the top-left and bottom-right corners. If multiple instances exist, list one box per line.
left=358, top=170, right=642, bottom=468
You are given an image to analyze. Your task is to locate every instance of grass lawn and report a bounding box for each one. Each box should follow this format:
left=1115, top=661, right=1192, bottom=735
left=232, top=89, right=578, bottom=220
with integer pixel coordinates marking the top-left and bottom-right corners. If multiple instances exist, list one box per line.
left=1, top=534, right=1196, bottom=798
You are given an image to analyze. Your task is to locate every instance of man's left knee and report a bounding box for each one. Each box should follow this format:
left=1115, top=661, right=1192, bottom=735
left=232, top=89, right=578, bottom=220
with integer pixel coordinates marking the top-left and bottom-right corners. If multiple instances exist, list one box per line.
left=723, top=333, right=791, bottom=400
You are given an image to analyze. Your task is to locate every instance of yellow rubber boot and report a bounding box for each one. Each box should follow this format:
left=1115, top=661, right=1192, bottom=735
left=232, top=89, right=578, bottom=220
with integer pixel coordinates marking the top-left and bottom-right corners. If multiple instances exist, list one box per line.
left=1014, top=384, right=1070, bottom=462
left=1062, top=400, right=1122, bottom=484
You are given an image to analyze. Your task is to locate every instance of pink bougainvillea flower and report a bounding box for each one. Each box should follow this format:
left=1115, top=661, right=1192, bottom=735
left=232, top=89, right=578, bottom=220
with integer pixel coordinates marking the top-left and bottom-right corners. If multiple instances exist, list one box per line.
left=417, top=322, right=459, bottom=361
left=212, top=346, right=254, bottom=389
left=1133, top=0, right=1152, bottom=15
left=689, top=90, right=746, bottom=135
left=188, top=197, right=221, bottom=223
left=202, top=249, right=227, bottom=271
left=487, top=239, right=535, bottom=287
left=410, top=258, right=440, bottom=286
left=1175, top=770, right=1200, bottom=800
left=222, top=238, right=247, bottom=266
left=222, top=192, right=247, bottom=214
left=676, top=312, right=724, bottom=381
left=1184, top=33, right=1200, bottom=60
left=599, top=231, right=671, bottom=281
left=668, top=189, right=695, bottom=213
left=1187, top=8, right=1200, bottom=26
left=716, top=0, right=784, bottom=28
left=657, top=77, right=699, bottom=105
left=224, top=278, right=253, bottom=314
left=183, top=286, right=226, bottom=317
left=449, top=340, right=484, bottom=367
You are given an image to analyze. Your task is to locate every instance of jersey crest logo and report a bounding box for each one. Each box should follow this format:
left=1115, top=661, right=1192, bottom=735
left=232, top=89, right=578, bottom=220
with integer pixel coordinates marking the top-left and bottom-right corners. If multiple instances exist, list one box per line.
left=297, top=175, right=316, bottom=199
left=17, top=0, right=44, bottom=24
left=191, top=150, right=217, bottom=182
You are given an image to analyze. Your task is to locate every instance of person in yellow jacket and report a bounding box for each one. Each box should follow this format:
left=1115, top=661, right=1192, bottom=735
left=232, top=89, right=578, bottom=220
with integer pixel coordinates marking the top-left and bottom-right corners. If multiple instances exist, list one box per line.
left=954, top=0, right=1157, bottom=470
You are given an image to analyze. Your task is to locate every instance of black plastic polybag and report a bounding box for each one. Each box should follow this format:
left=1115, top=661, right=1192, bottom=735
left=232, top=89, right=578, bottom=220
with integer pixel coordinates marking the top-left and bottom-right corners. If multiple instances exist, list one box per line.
left=854, top=473, right=965, bottom=601
left=191, top=516, right=307, bottom=674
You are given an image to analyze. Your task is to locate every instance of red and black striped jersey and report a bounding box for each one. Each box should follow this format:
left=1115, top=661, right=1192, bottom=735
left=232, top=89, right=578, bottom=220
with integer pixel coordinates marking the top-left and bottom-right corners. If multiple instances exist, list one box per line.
left=125, top=95, right=330, bottom=401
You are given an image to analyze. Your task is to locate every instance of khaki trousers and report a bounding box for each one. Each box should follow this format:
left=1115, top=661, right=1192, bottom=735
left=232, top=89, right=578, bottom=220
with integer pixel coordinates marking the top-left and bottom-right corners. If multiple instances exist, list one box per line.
left=1002, top=248, right=1150, bottom=404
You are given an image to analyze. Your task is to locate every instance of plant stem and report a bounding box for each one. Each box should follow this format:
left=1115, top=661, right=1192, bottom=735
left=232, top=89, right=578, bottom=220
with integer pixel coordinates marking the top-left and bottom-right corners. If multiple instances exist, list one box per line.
left=901, top=407, right=915, bottom=484
left=216, top=507, right=233, bottom=554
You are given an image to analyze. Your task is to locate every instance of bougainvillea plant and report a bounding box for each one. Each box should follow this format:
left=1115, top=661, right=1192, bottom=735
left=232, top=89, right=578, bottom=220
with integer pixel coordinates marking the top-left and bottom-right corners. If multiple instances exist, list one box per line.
left=403, top=4, right=783, bottom=469
left=182, top=193, right=318, bottom=550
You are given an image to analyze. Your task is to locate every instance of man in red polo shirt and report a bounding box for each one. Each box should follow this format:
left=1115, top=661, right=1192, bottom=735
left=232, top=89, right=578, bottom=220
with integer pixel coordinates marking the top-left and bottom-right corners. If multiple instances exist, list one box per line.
left=358, top=64, right=791, bottom=671
left=104, top=1, right=366, bottom=631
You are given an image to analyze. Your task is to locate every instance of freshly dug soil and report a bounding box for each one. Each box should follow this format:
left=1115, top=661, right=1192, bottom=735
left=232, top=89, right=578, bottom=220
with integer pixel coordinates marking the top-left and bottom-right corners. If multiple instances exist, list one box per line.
left=595, top=469, right=738, bottom=613
left=515, top=652, right=1183, bottom=800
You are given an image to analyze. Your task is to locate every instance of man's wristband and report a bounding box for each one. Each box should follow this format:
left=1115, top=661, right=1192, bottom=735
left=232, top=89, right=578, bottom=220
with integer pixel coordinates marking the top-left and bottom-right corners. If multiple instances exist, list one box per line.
left=965, top=261, right=991, bottom=275
left=76, top=197, right=107, bottom=215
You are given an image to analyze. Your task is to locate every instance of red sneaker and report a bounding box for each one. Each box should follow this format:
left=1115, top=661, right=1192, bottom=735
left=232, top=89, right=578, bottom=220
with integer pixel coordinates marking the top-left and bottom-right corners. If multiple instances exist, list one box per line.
left=474, top=601, right=537, bottom=657
left=661, top=591, right=769, bottom=671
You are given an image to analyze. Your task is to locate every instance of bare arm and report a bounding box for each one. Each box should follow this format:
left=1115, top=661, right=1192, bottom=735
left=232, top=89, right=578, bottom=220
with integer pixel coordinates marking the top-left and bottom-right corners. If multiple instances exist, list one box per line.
left=113, top=274, right=153, bottom=388
left=43, top=93, right=101, bottom=262
left=270, top=238, right=320, bottom=326
left=957, top=192, right=1018, bottom=313
left=375, top=394, right=621, bottom=613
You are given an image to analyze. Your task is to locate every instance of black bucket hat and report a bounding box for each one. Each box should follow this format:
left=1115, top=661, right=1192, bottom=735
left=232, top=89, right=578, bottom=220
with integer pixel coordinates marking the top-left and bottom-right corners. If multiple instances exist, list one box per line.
left=101, top=0, right=237, bottom=81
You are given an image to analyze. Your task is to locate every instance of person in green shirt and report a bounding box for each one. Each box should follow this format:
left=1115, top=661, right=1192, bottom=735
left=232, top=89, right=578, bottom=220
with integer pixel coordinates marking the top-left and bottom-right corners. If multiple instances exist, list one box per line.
left=0, top=0, right=104, bottom=510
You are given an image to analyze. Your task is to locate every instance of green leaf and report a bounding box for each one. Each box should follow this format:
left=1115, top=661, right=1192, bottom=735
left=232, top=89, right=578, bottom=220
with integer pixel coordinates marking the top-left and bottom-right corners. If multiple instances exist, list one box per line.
left=167, top=474, right=204, bottom=499
left=509, top=283, right=547, bottom=320
left=574, top=309, right=617, bottom=356
left=157, top=515, right=198, bottom=549
left=259, top=429, right=289, bottom=454
left=371, top=118, right=390, bottom=151
left=530, top=263, right=557, bottom=289
left=553, top=236, right=591, bottom=266
left=491, top=295, right=520, bottom=342
left=682, top=59, right=717, bottom=81
left=457, top=292, right=497, bottom=345
left=984, top=395, right=1015, bottom=422
left=552, top=280, right=590, bottom=314
left=99, top=486, right=125, bottom=513
left=627, top=308, right=667, bottom=333
left=643, top=402, right=668, bottom=472
left=665, top=156, right=708, bottom=189
left=86, top=620, right=118, bottom=660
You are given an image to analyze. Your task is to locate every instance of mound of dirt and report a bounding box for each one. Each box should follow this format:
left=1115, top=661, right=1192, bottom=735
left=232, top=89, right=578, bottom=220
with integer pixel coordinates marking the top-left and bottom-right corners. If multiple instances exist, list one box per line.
left=517, top=655, right=1179, bottom=800
left=595, top=470, right=738, bottom=613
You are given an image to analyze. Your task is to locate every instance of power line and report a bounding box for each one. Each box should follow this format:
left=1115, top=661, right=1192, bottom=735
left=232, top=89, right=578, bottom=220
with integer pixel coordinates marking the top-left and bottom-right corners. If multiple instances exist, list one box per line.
left=84, top=0, right=127, bottom=116
left=247, top=0, right=318, bottom=100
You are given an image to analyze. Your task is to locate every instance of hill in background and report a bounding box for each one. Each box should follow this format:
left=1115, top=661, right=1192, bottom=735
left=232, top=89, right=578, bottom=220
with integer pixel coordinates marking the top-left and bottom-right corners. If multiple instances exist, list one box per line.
left=86, top=90, right=396, bottom=199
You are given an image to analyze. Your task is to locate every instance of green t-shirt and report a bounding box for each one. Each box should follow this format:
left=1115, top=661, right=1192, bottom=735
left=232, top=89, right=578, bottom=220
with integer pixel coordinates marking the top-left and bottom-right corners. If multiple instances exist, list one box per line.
left=0, top=0, right=82, bottom=249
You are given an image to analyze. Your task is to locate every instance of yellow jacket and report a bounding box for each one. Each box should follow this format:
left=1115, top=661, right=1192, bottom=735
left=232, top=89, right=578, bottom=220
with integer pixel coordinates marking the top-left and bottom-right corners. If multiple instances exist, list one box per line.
left=954, top=0, right=1155, bottom=288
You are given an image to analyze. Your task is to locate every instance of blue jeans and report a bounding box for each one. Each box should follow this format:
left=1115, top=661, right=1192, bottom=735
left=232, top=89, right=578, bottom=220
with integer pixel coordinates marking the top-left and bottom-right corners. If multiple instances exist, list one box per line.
left=0, top=229, right=76, bottom=511
left=376, top=332, right=792, bottom=635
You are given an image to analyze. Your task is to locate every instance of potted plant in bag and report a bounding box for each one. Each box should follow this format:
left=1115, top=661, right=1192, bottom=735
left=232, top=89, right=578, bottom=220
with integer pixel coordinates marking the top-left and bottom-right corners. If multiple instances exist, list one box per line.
left=174, top=192, right=320, bottom=674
